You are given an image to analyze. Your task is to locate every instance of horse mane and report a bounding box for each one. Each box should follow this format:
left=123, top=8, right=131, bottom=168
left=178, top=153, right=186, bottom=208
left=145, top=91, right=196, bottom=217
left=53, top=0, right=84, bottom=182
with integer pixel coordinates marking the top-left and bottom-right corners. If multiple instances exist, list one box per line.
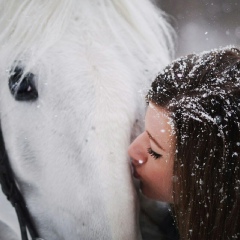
left=0, top=0, right=175, bottom=72
left=107, top=0, right=175, bottom=61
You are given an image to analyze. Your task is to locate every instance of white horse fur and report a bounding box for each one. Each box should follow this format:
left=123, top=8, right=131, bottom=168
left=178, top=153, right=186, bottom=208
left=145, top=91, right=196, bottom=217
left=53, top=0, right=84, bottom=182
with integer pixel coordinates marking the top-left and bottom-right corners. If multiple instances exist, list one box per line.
left=0, top=0, right=174, bottom=239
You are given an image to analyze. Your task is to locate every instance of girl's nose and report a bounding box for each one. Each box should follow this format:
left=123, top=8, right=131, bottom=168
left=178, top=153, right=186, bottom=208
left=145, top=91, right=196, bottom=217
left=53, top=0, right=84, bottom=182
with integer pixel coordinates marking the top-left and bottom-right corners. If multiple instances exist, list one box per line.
left=128, top=132, right=148, bottom=166
left=131, top=158, right=147, bottom=167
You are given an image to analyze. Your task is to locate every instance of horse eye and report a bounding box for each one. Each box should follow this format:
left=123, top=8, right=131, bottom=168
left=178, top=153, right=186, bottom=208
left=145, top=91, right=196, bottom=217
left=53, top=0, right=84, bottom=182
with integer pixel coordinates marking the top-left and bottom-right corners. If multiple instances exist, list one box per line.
left=9, top=66, right=38, bottom=101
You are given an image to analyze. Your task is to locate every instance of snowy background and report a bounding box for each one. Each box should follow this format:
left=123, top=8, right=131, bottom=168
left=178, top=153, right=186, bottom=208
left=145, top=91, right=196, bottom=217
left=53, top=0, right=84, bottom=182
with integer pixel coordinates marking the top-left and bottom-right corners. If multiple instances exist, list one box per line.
left=156, top=0, right=240, bottom=58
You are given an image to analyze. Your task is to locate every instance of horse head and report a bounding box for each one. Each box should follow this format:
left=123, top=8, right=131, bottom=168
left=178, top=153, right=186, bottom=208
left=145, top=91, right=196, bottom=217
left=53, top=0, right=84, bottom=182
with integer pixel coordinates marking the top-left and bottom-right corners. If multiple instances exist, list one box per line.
left=0, top=1, right=174, bottom=239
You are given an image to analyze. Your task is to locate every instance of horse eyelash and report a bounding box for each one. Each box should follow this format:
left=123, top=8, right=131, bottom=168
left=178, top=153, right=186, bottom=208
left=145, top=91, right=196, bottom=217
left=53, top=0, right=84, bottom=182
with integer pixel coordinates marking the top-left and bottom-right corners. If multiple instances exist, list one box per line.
left=147, top=148, right=162, bottom=159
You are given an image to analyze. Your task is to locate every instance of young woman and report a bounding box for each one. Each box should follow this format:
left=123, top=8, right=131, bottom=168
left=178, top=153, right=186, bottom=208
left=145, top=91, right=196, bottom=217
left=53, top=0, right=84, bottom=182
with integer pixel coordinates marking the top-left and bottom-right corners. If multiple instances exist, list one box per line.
left=129, top=47, right=240, bottom=239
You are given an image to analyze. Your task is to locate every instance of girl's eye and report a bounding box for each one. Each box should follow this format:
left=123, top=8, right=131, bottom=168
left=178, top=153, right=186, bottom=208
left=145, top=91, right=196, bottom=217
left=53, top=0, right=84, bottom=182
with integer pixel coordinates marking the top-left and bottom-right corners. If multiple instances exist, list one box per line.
left=147, top=148, right=162, bottom=159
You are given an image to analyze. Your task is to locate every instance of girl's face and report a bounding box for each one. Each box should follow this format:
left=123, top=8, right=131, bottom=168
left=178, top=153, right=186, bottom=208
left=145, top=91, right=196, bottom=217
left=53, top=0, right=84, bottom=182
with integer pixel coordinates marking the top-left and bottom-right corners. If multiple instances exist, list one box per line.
left=128, top=103, right=175, bottom=202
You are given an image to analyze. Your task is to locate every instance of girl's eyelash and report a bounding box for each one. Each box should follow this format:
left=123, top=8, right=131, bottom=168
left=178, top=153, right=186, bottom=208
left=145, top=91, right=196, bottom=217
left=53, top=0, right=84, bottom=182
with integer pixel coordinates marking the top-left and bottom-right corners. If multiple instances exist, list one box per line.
left=147, top=148, right=162, bottom=159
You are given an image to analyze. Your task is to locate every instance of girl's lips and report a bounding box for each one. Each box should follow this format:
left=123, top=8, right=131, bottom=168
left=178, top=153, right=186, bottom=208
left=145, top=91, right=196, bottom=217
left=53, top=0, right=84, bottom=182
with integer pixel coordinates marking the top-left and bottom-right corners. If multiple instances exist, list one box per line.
left=131, top=164, right=141, bottom=179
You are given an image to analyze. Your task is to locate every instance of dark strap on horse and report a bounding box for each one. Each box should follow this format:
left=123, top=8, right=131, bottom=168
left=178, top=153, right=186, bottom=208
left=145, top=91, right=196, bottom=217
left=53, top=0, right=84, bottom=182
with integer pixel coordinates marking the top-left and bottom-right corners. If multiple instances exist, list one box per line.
left=0, top=126, right=40, bottom=240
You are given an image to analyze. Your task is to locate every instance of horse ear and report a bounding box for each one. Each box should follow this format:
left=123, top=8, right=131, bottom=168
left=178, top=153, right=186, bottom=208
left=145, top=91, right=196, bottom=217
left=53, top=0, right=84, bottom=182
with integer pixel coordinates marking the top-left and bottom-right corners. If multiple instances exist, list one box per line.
left=9, top=65, right=38, bottom=101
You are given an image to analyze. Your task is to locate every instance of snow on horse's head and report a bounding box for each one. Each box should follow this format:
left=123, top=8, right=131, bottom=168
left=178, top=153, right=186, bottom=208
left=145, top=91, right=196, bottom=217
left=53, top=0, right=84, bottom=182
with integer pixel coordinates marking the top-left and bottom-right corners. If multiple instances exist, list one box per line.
left=0, top=0, right=174, bottom=239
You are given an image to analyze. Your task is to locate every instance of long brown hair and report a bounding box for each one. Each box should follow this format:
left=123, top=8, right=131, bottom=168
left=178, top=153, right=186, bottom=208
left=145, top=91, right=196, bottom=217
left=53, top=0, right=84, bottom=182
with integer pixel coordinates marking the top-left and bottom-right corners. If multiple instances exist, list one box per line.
left=147, top=47, right=240, bottom=239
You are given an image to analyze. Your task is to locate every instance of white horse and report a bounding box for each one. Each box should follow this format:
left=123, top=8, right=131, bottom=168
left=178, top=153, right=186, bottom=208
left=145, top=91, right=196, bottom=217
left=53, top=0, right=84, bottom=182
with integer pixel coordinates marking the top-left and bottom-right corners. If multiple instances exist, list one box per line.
left=0, top=0, right=174, bottom=239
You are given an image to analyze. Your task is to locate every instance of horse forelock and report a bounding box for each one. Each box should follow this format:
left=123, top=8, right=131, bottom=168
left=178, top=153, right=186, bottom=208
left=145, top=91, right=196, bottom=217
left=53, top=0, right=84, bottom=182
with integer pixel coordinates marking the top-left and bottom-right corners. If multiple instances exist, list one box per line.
left=0, top=0, right=175, bottom=76
left=0, top=0, right=72, bottom=65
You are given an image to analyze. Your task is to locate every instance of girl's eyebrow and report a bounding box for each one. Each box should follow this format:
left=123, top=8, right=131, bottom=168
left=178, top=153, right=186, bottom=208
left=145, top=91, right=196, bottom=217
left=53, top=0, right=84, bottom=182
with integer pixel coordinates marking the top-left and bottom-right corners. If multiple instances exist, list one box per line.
left=146, top=130, right=165, bottom=151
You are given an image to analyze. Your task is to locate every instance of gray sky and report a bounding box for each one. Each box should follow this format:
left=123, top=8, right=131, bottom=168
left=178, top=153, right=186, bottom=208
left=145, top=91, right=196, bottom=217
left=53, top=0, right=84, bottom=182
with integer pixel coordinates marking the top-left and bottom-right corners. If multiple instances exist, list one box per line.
left=156, top=0, right=240, bottom=57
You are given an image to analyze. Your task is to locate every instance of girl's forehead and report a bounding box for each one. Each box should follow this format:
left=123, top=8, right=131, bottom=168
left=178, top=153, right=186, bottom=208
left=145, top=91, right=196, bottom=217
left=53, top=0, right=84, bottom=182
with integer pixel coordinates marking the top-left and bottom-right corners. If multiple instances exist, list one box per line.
left=146, top=103, right=175, bottom=150
left=147, top=102, right=171, bottom=126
